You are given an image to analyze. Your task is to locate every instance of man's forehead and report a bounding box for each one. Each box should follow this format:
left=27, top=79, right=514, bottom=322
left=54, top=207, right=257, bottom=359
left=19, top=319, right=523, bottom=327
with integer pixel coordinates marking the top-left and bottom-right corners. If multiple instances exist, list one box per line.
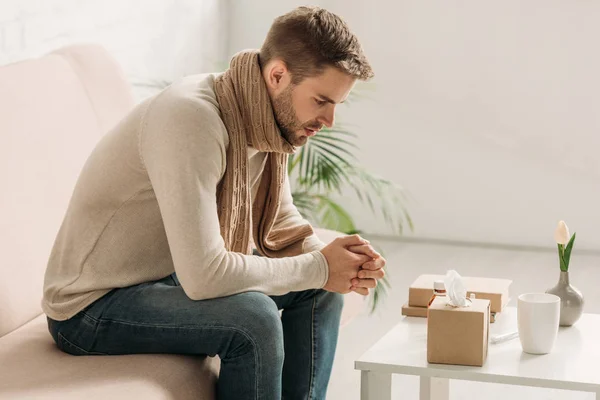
left=303, top=69, right=356, bottom=102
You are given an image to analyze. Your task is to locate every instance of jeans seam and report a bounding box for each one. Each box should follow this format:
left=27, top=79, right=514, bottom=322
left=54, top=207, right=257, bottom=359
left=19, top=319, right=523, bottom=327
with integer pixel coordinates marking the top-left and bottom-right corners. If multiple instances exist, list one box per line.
left=307, top=294, right=318, bottom=400
left=81, top=311, right=100, bottom=325
left=85, top=315, right=261, bottom=398
left=58, top=332, right=88, bottom=354
left=57, top=332, right=108, bottom=356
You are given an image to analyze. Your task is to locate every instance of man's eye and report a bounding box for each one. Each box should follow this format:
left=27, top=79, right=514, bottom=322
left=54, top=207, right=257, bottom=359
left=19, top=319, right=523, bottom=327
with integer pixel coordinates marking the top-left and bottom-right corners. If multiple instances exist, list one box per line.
left=314, top=98, right=326, bottom=106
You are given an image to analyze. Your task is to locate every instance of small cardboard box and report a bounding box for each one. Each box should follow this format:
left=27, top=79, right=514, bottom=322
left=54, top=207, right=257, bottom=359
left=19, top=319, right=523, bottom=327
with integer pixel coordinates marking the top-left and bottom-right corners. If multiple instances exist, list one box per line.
left=402, top=302, right=497, bottom=323
left=427, top=297, right=490, bottom=367
left=409, top=274, right=511, bottom=313
left=402, top=303, right=428, bottom=318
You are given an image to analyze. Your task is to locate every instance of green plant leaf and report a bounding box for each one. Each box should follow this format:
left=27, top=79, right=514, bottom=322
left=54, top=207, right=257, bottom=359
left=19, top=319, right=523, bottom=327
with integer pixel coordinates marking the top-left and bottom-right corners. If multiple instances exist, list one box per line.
left=563, top=232, right=577, bottom=271
left=289, top=129, right=359, bottom=193
left=318, top=133, right=358, bottom=144
left=311, top=152, right=350, bottom=190
left=321, top=126, right=359, bottom=137
left=315, top=195, right=357, bottom=233
left=291, top=191, right=318, bottom=222
left=311, top=136, right=357, bottom=160
left=368, top=274, right=390, bottom=314
left=369, top=280, right=387, bottom=314
left=304, top=144, right=315, bottom=187
left=343, top=166, right=413, bottom=235
left=288, top=152, right=301, bottom=175
left=557, top=244, right=566, bottom=271
left=308, top=156, right=343, bottom=192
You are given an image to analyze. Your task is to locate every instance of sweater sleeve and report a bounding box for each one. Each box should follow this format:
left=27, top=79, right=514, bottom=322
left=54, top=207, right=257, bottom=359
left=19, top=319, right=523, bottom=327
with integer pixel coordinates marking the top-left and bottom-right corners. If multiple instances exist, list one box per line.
left=273, top=173, right=328, bottom=254
left=139, top=89, right=328, bottom=300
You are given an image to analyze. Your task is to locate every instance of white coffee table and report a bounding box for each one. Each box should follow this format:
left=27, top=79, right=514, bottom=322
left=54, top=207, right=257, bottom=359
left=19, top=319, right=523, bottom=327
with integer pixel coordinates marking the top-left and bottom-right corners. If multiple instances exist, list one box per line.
left=355, top=307, right=600, bottom=400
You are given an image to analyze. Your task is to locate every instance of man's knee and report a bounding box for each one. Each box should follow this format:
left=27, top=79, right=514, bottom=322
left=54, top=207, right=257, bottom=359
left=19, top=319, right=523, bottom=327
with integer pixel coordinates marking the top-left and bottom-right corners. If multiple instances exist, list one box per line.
left=319, top=289, right=344, bottom=314
left=224, top=292, right=284, bottom=362
left=243, top=291, right=282, bottom=328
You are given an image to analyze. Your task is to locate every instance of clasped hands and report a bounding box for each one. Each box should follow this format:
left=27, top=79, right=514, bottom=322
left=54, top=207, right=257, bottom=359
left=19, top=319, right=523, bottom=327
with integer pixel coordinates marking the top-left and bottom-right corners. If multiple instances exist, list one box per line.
left=320, top=234, right=386, bottom=296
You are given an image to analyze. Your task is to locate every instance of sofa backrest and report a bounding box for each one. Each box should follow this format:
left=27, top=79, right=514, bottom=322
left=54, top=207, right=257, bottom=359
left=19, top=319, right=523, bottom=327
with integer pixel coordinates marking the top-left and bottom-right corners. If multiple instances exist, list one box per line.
left=0, top=44, right=135, bottom=337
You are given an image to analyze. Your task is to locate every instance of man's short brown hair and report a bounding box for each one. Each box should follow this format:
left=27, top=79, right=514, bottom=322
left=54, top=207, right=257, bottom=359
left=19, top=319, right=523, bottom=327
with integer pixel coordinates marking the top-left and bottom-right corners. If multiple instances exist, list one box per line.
left=259, top=6, right=374, bottom=83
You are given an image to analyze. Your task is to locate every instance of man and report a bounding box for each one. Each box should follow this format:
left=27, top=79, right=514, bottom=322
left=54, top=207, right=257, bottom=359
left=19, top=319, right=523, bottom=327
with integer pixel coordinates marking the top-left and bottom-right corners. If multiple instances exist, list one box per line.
left=42, top=6, right=384, bottom=400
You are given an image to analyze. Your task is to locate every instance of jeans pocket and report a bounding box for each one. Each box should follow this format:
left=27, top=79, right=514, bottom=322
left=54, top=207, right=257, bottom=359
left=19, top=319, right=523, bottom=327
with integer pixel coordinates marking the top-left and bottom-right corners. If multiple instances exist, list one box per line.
left=57, top=332, right=106, bottom=356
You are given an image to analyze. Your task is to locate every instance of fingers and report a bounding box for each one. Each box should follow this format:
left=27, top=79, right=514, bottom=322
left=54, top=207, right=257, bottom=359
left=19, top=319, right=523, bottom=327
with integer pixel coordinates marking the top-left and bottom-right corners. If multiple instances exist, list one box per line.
left=357, top=268, right=385, bottom=280
left=351, top=278, right=377, bottom=289
left=361, top=256, right=386, bottom=271
left=351, top=253, right=373, bottom=266
left=351, top=287, right=369, bottom=296
left=347, top=244, right=381, bottom=259
left=336, top=234, right=369, bottom=247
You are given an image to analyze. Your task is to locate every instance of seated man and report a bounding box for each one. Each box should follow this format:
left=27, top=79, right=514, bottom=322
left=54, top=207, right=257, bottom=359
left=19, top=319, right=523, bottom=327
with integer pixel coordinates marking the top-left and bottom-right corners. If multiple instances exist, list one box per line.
left=42, top=6, right=384, bottom=399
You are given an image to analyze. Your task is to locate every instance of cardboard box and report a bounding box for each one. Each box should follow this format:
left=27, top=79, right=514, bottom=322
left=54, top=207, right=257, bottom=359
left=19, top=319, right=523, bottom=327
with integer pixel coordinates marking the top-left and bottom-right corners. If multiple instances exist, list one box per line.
left=402, top=303, right=428, bottom=318
left=427, top=297, right=490, bottom=367
left=409, top=274, right=511, bottom=313
left=402, top=302, right=496, bottom=323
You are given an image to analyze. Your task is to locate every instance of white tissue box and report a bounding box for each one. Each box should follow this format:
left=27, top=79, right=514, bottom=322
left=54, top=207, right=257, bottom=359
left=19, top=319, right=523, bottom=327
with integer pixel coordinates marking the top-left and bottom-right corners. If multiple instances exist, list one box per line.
left=427, top=296, right=490, bottom=367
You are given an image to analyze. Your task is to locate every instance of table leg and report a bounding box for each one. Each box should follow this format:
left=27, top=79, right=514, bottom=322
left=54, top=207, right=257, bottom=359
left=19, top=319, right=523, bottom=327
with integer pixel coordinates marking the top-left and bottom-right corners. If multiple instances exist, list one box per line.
left=360, top=370, right=392, bottom=400
left=420, top=376, right=449, bottom=400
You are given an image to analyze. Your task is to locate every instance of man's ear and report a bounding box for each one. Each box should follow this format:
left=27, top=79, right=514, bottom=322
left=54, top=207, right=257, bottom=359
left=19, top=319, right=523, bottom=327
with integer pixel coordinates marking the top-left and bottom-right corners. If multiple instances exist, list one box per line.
left=264, top=59, right=291, bottom=95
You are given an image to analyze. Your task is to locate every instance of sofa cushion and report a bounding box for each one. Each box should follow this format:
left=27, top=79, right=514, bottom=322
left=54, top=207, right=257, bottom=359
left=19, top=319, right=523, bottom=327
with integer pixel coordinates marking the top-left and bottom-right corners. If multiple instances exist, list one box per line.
left=0, top=315, right=219, bottom=399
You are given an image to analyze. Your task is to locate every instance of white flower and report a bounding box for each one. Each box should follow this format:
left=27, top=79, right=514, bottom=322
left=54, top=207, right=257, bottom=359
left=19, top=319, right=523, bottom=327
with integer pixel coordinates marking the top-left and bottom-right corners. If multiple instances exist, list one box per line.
left=554, top=220, right=570, bottom=245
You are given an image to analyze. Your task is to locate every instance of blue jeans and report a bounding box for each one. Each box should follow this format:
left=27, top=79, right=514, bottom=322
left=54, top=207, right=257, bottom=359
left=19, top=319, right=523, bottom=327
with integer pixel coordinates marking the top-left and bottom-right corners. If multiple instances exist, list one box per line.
left=47, top=273, right=344, bottom=400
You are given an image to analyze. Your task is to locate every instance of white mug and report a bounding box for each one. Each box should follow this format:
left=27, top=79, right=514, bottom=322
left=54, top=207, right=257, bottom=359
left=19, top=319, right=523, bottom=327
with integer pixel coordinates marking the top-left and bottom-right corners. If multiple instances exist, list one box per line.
left=517, top=293, right=560, bottom=354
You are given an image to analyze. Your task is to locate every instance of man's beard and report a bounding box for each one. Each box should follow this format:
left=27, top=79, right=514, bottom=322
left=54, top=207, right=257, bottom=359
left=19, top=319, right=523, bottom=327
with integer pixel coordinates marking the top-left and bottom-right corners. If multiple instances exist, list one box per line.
left=271, top=85, right=319, bottom=147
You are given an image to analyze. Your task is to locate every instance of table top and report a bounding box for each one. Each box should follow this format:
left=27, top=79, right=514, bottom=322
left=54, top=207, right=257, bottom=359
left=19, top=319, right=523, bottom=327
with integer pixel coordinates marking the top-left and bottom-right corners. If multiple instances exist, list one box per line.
left=355, top=307, right=600, bottom=392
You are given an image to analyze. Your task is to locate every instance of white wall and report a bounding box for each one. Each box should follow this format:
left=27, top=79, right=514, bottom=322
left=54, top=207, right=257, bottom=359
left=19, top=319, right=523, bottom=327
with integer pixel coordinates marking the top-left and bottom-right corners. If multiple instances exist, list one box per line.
left=3, top=1, right=598, bottom=250
left=227, top=0, right=326, bottom=52
left=229, top=0, right=600, bottom=251
left=0, top=0, right=227, bottom=101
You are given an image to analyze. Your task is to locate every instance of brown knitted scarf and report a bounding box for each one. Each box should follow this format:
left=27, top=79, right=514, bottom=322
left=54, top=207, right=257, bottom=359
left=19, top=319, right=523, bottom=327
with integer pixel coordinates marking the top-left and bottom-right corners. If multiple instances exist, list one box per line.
left=214, top=50, right=314, bottom=257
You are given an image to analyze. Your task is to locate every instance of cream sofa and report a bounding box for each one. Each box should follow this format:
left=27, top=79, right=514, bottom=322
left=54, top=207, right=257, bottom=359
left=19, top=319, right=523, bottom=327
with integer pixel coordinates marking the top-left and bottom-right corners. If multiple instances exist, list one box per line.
left=0, top=44, right=364, bottom=399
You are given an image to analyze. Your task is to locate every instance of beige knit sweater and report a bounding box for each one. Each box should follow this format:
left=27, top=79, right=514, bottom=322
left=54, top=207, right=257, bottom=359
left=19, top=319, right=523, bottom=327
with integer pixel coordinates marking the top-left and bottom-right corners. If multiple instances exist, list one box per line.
left=42, top=73, right=328, bottom=321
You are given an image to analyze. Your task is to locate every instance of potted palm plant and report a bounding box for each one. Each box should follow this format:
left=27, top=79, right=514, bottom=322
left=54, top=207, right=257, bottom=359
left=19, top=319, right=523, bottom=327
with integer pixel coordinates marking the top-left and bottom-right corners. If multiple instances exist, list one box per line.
left=288, top=90, right=413, bottom=313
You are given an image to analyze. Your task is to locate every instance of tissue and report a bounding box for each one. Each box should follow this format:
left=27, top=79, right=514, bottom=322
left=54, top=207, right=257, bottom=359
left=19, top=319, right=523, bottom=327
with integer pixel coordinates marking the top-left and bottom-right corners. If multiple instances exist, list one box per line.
left=444, top=270, right=470, bottom=307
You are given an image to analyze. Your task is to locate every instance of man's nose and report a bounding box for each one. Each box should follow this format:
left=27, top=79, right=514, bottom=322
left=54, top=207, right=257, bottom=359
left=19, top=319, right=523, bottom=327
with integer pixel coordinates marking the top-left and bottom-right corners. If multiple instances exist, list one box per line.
left=319, top=107, right=335, bottom=128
